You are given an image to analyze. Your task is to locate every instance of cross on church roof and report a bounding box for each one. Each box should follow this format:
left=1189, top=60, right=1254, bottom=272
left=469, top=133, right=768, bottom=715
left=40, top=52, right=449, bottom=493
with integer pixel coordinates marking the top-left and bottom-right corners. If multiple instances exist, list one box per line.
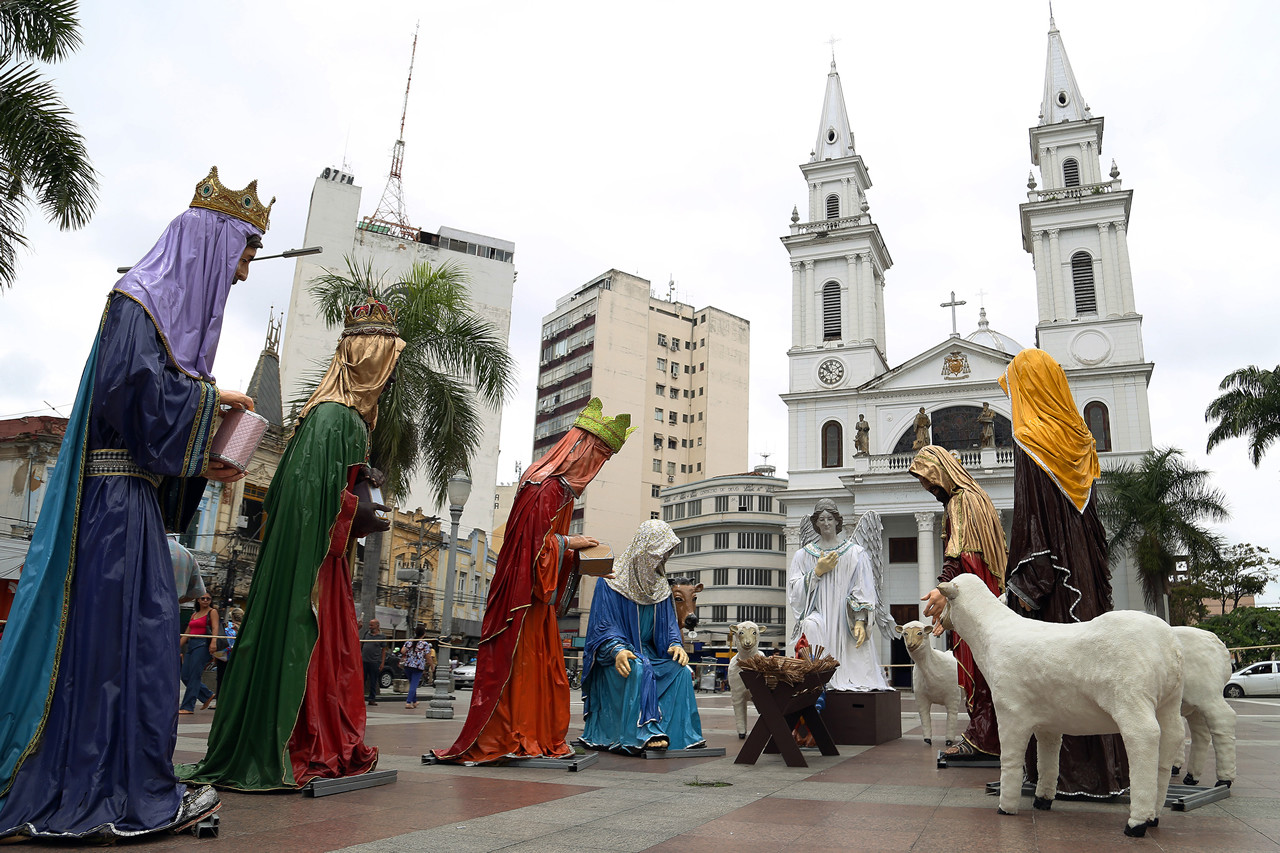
left=941, top=290, right=967, bottom=338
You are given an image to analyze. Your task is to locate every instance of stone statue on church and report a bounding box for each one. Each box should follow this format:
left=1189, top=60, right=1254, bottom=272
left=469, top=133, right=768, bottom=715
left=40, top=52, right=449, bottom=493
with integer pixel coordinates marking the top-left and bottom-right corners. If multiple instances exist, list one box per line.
left=912, top=407, right=931, bottom=451
left=854, top=414, right=870, bottom=456
left=978, top=402, right=995, bottom=449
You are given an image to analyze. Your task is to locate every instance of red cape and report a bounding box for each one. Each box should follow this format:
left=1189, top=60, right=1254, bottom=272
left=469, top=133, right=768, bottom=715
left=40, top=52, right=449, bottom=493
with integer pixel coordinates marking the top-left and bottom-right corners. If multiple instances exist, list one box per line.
left=435, top=476, right=576, bottom=762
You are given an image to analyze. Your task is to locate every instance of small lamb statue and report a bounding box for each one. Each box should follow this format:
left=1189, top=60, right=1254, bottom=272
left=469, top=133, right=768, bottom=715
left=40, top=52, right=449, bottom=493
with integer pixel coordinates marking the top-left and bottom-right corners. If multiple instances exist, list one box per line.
left=895, top=620, right=962, bottom=745
left=726, top=621, right=762, bottom=739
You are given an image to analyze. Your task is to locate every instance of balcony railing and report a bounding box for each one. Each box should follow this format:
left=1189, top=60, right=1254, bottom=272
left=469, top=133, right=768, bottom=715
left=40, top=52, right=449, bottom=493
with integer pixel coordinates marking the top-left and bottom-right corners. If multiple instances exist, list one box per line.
left=870, top=448, right=1013, bottom=474
left=1028, top=180, right=1117, bottom=203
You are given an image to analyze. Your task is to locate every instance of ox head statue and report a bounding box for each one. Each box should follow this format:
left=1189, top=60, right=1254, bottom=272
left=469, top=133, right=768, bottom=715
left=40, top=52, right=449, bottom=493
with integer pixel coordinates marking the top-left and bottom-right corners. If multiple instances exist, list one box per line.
left=667, top=576, right=703, bottom=633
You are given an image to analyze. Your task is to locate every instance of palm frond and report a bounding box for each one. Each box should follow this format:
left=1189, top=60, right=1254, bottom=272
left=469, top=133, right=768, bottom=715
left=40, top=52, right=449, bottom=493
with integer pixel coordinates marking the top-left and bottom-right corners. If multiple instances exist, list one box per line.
left=1205, top=365, right=1280, bottom=465
left=0, top=0, right=81, bottom=62
left=303, top=254, right=516, bottom=505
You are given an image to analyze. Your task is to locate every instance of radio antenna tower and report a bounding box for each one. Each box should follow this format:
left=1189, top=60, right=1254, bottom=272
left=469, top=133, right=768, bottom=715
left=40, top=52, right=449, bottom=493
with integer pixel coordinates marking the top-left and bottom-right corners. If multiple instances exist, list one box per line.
left=364, top=25, right=418, bottom=238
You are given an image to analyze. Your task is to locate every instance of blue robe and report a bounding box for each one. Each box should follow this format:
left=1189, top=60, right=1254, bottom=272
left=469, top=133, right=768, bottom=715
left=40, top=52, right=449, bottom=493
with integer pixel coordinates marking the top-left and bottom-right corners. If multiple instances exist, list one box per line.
left=579, top=579, right=703, bottom=754
left=0, top=295, right=218, bottom=838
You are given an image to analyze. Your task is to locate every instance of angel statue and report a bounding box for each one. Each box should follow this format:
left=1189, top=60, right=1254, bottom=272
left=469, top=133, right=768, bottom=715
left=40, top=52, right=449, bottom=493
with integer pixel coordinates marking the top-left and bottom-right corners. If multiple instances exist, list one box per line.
left=787, top=499, right=891, bottom=691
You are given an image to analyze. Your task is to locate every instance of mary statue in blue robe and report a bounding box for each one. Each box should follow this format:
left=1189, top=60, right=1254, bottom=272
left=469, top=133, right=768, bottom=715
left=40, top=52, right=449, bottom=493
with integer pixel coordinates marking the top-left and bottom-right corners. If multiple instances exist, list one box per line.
left=0, top=168, right=268, bottom=840
left=579, top=520, right=704, bottom=754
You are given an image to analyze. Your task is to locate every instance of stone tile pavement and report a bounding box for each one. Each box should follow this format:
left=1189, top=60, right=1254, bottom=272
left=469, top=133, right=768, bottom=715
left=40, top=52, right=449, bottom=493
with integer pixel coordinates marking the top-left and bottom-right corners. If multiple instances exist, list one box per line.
left=127, top=690, right=1280, bottom=852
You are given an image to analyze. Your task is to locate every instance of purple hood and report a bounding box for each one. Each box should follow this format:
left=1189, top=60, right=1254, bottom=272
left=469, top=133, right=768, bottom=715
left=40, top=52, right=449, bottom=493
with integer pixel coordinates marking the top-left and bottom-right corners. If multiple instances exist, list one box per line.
left=112, top=207, right=261, bottom=381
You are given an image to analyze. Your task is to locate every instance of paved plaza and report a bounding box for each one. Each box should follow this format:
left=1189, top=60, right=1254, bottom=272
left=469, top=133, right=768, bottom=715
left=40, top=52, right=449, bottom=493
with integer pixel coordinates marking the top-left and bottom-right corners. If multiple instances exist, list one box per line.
left=133, top=690, right=1280, bottom=852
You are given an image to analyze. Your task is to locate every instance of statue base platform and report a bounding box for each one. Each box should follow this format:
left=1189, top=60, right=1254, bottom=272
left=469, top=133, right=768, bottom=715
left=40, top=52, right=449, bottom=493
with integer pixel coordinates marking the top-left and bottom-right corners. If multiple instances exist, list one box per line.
left=985, top=780, right=1230, bottom=812
left=640, top=746, right=726, bottom=760
left=821, top=689, right=901, bottom=745
left=302, top=769, right=397, bottom=797
left=423, top=752, right=599, bottom=772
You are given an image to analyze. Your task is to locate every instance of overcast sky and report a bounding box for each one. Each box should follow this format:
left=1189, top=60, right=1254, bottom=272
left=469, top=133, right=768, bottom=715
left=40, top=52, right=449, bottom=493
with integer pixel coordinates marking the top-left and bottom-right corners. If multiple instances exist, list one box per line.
left=2, top=2, right=1278, bottom=602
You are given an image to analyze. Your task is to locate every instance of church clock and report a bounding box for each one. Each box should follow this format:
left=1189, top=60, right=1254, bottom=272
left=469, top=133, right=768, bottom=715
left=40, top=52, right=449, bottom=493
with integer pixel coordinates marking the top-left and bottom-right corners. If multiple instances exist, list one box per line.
left=817, top=357, right=845, bottom=387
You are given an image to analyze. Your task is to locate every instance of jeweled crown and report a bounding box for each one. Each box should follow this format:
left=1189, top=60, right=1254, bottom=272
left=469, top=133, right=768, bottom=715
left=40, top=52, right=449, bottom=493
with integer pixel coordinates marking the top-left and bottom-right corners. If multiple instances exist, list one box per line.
left=573, top=397, right=634, bottom=453
left=343, top=297, right=399, bottom=337
left=190, top=166, right=274, bottom=232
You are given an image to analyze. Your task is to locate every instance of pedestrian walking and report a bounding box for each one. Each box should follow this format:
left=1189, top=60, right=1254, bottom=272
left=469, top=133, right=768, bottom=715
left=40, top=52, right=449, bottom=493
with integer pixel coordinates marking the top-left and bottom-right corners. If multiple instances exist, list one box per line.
left=400, top=627, right=431, bottom=709
left=180, top=595, right=219, bottom=715
left=360, top=619, right=387, bottom=705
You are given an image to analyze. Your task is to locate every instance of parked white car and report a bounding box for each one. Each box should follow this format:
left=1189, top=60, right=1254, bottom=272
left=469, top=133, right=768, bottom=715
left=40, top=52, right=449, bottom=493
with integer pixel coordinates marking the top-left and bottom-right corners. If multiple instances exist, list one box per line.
left=1225, top=660, right=1280, bottom=698
left=453, top=663, right=476, bottom=689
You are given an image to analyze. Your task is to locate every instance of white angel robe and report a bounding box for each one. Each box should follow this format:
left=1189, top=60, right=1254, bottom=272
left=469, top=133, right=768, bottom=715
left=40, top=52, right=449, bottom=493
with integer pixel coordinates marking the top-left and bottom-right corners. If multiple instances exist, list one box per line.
left=787, top=540, right=890, bottom=691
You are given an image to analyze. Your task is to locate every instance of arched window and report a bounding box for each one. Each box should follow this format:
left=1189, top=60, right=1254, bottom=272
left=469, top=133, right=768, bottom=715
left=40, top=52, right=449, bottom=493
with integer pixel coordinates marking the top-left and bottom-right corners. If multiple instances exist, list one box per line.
left=821, top=421, right=843, bottom=468
left=1062, top=157, right=1080, bottom=187
left=825, top=193, right=840, bottom=219
left=1071, top=251, right=1097, bottom=315
left=1084, top=402, right=1111, bottom=452
left=822, top=281, right=841, bottom=340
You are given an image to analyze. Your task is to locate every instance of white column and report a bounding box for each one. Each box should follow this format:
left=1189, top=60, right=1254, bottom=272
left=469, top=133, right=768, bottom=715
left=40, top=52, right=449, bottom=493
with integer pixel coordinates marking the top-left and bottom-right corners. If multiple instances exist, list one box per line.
left=845, top=254, right=859, bottom=341
left=804, top=260, right=817, bottom=339
left=790, top=261, right=804, bottom=347
left=1032, top=230, right=1051, bottom=322
left=1048, top=228, right=1067, bottom=319
left=842, top=177, right=852, bottom=219
left=876, top=275, right=887, bottom=355
left=859, top=253, right=874, bottom=343
left=809, top=182, right=820, bottom=222
left=1115, top=222, right=1136, bottom=314
left=1096, top=223, right=1115, bottom=316
left=1046, top=146, right=1057, bottom=188
left=916, top=511, right=937, bottom=621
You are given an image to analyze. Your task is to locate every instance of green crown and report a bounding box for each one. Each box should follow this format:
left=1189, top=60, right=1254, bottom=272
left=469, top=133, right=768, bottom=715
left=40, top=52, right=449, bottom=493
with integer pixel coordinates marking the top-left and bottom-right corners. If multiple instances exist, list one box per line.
left=573, top=397, right=634, bottom=453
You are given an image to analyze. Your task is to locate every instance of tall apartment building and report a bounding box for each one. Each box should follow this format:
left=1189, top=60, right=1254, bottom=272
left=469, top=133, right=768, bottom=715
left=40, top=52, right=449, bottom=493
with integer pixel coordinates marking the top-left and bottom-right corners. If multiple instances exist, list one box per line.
left=279, top=166, right=516, bottom=538
left=534, top=270, right=750, bottom=636
left=662, top=467, right=789, bottom=650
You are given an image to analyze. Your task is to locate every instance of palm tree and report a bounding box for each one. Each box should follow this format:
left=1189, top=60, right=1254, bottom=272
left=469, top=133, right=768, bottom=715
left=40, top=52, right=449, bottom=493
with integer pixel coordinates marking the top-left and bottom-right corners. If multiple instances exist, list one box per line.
left=1098, top=446, right=1230, bottom=614
left=0, top=0, right=98, bottom=289
left=1205, top=365, right=1280, bottom=467
left=307, top=256, right=517, bottom=622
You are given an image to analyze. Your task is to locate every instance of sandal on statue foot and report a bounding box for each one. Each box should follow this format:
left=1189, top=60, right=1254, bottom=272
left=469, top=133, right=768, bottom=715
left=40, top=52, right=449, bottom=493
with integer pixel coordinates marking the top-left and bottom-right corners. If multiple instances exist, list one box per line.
left=644, top=737, right=669, bottom=750
left=942, top=740, right=993, bottom=761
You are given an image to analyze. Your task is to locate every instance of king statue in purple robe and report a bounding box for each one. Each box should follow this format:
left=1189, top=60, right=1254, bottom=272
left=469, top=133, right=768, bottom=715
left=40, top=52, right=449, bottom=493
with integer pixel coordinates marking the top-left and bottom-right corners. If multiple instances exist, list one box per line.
left=0, top=168, right=271, bottom=840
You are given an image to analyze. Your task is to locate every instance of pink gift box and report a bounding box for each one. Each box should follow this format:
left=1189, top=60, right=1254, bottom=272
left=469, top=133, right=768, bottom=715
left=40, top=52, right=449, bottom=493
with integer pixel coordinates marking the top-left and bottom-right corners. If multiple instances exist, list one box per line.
left=209, top=409, right=269, bottom=472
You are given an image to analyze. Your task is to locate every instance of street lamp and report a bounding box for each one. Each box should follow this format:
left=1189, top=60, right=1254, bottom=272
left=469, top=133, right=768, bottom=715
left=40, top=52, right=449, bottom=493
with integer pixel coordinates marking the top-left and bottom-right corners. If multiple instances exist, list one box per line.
left=426, top=470, right=471, bottom=720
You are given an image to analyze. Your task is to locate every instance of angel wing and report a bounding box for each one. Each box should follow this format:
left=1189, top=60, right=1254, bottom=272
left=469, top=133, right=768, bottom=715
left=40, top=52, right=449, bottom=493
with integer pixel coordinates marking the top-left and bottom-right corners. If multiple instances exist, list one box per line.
left=851, top=509, right=894, bottom=642
left=796, top=515, right=819, bottom=550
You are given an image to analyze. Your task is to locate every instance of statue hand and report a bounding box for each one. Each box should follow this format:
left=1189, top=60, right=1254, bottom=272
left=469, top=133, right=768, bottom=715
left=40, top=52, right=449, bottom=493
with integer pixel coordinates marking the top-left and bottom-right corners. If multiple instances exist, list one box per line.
left=567, top=535, right=598, bottom=551
left=815, top=550, right=838, bottom=578
left=352, top=499, right=391, bottom=539
left=921, top=588, right=947, bottom=623
left=853, top=621, right=868, bottom=648
left=669, top=644, right=688, bottom=666
left=217, top=389, right=255, bottom=411
left=203, top=459, right=245, bottom=483
left=614, top=649, right=637, bottom=678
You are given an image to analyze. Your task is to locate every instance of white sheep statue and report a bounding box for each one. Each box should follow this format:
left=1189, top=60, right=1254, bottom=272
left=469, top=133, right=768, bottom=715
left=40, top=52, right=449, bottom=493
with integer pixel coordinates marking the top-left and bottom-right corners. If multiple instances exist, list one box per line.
left=938, top=574, right=1184, bottom=838
left=1169, top=626, right=1236, bottom=788
left=895, top=620, right=962, bottom=746
left=726, top=621, right=762, bottom=739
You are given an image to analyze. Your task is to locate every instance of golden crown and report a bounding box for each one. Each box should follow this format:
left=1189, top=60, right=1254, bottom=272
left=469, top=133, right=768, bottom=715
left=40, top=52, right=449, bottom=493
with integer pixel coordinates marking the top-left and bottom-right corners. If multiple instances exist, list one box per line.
left=343, top=297, right=399, bottom=337
left=573, top=397, right=634, bottom=453
left=190, top=166, right=274, bottom=231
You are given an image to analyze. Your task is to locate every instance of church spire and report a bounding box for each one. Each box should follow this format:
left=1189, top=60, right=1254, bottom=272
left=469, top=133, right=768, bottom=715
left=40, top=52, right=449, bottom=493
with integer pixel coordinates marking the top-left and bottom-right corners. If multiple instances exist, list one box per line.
left=1039, top=12, right=1092, bottom=126
left=811, top=57, right=856, bottom=162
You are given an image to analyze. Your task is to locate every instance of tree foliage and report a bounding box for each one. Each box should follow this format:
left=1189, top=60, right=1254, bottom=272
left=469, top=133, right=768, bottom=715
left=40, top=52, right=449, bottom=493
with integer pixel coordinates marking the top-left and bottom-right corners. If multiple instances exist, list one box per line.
left=1168, top=578, right=1211, bottom=627
left=1191, top=543, right=1280, bottom=615
left=1196, top=607, right=1280, bottom=667
left=306, top=255, right=516, bottom=504
left=1205, top=365, right=1280, bottom=468
left=1098, top=446, right=1230, bottom=613
left=0, top=0, right=98, bottom=289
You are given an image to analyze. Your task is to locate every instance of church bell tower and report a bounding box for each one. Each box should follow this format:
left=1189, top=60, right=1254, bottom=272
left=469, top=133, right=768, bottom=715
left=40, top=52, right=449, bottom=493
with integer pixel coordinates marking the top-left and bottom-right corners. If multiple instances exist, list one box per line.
left=1020, top=14, right=1142, bottom=369
left=783, top=59, right=893, bottom=392
left=1019, top=14, right=1152, bottom=454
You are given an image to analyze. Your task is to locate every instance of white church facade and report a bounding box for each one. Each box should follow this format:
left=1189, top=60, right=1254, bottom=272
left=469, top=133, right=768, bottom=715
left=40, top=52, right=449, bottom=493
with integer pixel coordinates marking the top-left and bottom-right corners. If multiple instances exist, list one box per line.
left=781, top=18, right=1155, bottom=677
